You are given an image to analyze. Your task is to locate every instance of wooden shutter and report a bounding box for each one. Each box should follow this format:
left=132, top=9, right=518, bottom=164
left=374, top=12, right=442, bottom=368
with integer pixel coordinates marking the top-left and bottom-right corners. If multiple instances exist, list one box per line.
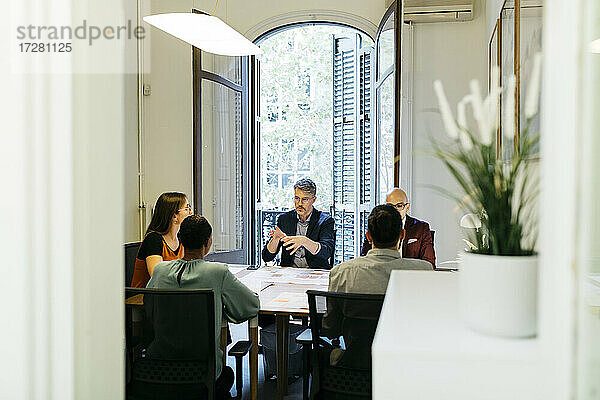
left=332, top=35, right=375, bottom=263
left=332, top=35, right=359, bottom=263
left=358, top=46, right=375, bottom=248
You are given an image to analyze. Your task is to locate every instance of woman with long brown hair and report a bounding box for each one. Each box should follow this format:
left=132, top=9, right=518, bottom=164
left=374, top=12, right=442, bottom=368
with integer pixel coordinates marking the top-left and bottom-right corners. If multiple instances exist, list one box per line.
left=130, top=192, right=192, bottom=287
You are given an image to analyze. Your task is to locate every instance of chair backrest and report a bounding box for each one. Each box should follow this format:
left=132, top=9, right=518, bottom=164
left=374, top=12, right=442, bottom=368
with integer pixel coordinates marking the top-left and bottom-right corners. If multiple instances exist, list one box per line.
left=124, top=242, right=141, bottom=286
left=307, top=290, right=385, bottom=398
left=125, top=288, right=217, bottom=399
left=126, top=287, right=216, bottom=361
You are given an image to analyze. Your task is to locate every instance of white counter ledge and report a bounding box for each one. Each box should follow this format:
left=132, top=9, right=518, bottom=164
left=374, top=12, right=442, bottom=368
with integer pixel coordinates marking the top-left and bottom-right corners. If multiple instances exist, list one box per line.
left=372, top=270, right=549, bottom=400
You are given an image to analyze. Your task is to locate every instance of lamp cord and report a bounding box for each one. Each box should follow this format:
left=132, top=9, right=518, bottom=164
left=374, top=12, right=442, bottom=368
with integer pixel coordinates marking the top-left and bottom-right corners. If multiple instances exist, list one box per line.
left=212, top=0, right=220, bottom=15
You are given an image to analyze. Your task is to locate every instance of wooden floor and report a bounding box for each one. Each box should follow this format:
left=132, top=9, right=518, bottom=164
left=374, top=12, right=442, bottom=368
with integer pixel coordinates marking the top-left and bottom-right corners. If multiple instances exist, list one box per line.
left=227, top=321, right=304, bottom=400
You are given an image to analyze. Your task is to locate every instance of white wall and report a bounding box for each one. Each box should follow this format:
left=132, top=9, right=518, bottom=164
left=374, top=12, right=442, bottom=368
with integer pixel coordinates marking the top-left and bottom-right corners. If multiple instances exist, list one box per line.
left=72, top=71, right=125, bottom=399
left=410, top=2, right=487, bottom=264
left=194, top=0, right=386, bottom=38
left=538, top=0, right=580, bottom=397
left=71, top=0, right=129, bottom=396
left=2, top=0, right=127, bottom=397
left=125, top=71, right=140, bottom=242
left=134, top=0, right=194, bottom=243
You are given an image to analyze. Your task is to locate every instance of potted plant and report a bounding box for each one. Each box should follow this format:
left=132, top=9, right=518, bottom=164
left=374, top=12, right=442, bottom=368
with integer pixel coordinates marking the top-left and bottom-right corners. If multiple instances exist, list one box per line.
left=432, top=54, right=542, bottom=338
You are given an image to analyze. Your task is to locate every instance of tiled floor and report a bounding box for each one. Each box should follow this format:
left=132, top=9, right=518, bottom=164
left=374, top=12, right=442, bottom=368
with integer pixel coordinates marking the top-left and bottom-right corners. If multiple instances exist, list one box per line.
left=227, top=321, right=304, bottom=400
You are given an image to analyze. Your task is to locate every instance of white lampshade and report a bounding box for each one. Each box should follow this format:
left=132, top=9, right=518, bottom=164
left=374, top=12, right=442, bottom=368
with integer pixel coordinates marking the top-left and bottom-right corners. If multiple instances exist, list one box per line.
left=590, top=38, right=600, bottom=53
left=460, top=213, right=482, bottom=229
left=143, top=12, right=262, bottom=56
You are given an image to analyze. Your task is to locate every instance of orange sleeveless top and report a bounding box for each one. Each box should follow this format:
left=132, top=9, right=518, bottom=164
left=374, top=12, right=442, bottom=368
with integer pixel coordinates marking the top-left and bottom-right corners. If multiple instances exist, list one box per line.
left=130, top=232, right=184, bottom=287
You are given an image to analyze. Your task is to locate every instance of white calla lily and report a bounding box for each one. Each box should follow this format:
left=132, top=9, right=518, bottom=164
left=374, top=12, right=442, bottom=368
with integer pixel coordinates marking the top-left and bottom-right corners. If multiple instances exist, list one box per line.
left=457, top=95, right=471, bottom=131
left=487, top=92, right=501, bottom=140
left=431, top=67, right=540, bottom=258
left=434, top=80, right=458, bottom=139
left=459, top=130, right=473, bottom=151
left=469, top=80, right=491, bottom=145
left=487, top=66, right=501, bottom=138
left=480, top=95, right=494, bottom=145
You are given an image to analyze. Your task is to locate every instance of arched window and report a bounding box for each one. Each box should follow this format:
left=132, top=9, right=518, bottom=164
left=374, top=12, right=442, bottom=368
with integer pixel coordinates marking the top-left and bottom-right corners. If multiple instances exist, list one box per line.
left=193, top=2, right=405, bottom=265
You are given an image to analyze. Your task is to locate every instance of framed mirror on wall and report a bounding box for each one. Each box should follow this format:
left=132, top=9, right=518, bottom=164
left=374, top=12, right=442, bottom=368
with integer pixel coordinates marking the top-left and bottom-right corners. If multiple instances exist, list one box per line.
left=501, top=0, right=516, bottom=161
left=490, top=0, right=543, bottom=160
left=519, top=1, right=543, bottom=155
left=489, top=18, right=501, bottom=159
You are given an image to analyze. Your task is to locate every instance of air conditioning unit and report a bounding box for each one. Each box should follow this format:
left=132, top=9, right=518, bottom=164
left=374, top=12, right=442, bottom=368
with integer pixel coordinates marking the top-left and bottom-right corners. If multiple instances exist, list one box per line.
left=403, top=0, right=474, bottom=22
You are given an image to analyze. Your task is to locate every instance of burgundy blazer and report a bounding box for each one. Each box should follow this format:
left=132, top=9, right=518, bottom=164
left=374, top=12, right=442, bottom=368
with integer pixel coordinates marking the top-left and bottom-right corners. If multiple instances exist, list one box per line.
left=360, top=215, right=436, bottom=268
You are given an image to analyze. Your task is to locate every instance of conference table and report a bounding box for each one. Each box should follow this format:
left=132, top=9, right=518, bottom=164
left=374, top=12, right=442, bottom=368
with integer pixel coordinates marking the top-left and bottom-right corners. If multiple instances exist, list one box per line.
left=126, top=265, right=330, bottom=400
left=230, top=265, right=329, bottom=400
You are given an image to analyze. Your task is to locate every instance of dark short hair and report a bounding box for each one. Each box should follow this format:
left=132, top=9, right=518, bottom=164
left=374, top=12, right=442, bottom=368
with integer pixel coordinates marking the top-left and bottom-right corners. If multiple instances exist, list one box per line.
left=368, top=204, right=403, bottom=248
left=178, top=215, right=212, bottom=250
left=294, top=178, right=317, bottom=196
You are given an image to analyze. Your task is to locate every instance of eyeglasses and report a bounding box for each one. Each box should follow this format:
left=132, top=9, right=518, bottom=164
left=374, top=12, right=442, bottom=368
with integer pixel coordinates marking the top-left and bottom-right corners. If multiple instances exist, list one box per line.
left=387, top=202, right=409, bottom=210
left=294, top=196, right=315, bottom=204
left=178, top=204, right=193, bottom=213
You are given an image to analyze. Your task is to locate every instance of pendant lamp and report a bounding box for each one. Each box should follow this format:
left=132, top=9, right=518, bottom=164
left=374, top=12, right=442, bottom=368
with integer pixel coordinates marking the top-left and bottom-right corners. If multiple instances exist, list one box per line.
left=143, top=11, right=262, bottom=56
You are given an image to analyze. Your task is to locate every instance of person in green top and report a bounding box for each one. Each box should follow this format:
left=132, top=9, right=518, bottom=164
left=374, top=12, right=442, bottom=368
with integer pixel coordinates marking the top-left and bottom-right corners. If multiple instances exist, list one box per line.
left=147, top=214, right=260, bottom=399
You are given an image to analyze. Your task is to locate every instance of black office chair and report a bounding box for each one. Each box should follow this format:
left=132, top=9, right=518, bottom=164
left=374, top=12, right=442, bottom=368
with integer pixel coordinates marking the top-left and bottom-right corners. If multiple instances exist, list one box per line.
left=125, top=288, right=251, bottom=400
left=124, top=242, right=141, bottom=287
left=306, top=290, right=385, bottom=400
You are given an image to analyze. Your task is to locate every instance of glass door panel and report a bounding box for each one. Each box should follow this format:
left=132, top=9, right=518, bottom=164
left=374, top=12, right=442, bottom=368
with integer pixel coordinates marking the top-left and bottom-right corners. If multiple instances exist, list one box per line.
left=377, top=12, right=395, bottom=78
left=374, top=1, right=399, bottom=202
left=201, top=53, right=242, bottom=85
left=201, top=80, right=244, bottom=253
left=377, top=74, right=395, bottom=201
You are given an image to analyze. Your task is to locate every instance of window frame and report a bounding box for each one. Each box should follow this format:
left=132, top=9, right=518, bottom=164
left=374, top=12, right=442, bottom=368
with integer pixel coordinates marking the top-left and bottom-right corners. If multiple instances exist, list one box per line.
left=192, top=8, right=252, bottom=263
left=374, top=0, right=403, bottom=197
left=252, top=23, right=375, bottom=264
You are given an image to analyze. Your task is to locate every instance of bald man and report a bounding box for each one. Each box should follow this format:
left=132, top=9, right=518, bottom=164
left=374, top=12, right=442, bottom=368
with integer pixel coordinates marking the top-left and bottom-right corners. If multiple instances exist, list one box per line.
left=361, top=188, right=436, bottom=267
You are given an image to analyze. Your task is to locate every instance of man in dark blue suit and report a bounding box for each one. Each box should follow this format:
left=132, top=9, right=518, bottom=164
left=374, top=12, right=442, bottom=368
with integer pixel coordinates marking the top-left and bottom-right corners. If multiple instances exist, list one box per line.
left=262, top=178, right=335, bottom=269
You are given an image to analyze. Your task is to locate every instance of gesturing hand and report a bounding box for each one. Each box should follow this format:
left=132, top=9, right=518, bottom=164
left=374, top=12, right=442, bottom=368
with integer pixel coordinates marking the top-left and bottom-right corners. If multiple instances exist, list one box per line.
left=268, top=226, right=286, bottom=242
left=281, top=235, right=308, bottom=255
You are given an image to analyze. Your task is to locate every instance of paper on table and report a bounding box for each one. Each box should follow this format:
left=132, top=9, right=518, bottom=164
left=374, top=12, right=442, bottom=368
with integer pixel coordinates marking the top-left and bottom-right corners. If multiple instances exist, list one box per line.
left=265, top=292, right=309, bottom=310
left=238, top=275, right=273, bottom=294
left=278, top=269, right=330, bottom=286
left=255, top=267, right=330, bottom=286
left=228, top=266, right=246, bottom=276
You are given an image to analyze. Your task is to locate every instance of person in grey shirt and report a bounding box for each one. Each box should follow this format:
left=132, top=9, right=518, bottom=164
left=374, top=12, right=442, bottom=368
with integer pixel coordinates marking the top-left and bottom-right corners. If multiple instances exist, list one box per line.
left=147, top=214, right=259, bottom=399
left=323, top=205, right=432, bottom=366
left=327, top=204, right=432, bottom=296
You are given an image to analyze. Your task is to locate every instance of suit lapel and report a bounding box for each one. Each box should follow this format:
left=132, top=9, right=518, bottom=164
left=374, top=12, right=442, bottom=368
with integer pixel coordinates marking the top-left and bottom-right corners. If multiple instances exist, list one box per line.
left=306, top=209, right=321, bottom=239
left=404, top=215, right=415, bottom=232
left=282, top=211, right=297, bottom=236
left=403, top=215, right=415, bottom=257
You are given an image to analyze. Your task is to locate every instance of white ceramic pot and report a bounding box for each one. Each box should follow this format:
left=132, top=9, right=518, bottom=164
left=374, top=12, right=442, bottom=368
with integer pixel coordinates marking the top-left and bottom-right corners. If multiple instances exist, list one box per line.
left=458, top=251, right=538, bottom=338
